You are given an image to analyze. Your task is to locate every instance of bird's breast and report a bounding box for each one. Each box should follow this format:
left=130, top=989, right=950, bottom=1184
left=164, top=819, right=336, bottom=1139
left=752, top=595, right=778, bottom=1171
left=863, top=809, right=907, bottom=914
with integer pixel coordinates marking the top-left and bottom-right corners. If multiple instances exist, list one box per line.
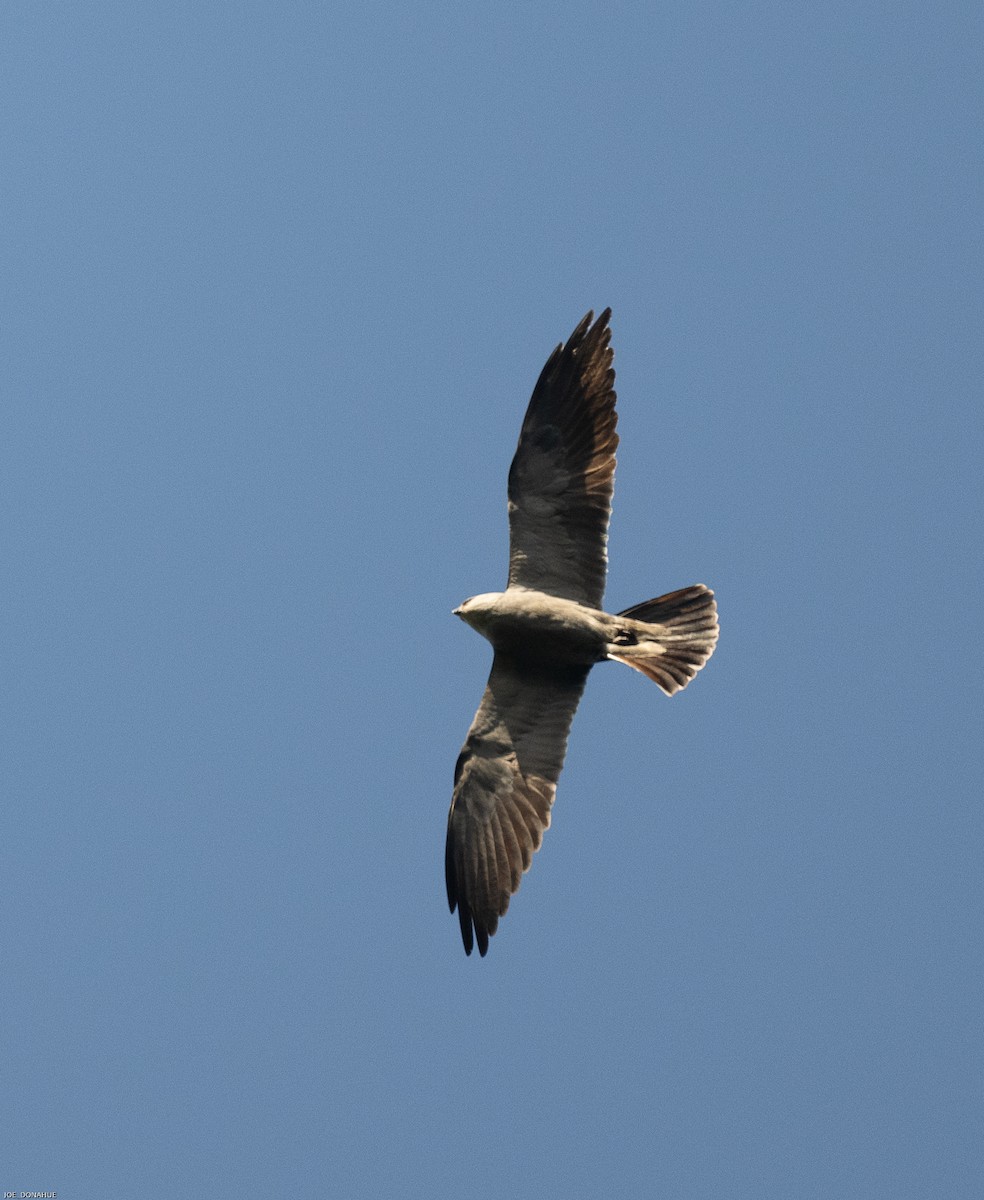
left=485, top=590, right=609, bottom=665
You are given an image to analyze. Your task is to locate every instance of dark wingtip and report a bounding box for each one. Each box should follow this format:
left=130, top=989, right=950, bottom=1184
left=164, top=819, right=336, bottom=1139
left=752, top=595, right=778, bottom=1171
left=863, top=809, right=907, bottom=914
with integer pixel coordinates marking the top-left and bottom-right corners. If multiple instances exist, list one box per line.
left=569, top=308, right=612, bottom=345
left=457, top=901, right=474, bottom=956
left=571, top=310, right=594, bottom=338
left=452, top=893, right=493, bottom=957
left=446, top=814, right=494, bottom=957
left=571, top=309, right=614, bottom=370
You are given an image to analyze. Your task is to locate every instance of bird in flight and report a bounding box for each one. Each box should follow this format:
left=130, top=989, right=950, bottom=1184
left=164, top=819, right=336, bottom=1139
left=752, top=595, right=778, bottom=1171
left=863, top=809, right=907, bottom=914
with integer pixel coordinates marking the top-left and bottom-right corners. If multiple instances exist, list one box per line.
left=445, top=309, right=718, bottom=956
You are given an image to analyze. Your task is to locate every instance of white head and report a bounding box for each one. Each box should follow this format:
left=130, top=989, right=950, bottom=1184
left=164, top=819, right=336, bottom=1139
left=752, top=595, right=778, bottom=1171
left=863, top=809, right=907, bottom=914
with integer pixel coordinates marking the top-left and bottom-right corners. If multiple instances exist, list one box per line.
left=452, top=592, right=502, bottom=636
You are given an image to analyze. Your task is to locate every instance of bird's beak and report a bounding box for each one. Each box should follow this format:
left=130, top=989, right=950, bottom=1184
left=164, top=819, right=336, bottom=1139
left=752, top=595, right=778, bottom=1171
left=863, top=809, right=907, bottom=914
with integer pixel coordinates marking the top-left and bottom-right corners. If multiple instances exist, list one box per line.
left=452, top=606, right=461, bottom=616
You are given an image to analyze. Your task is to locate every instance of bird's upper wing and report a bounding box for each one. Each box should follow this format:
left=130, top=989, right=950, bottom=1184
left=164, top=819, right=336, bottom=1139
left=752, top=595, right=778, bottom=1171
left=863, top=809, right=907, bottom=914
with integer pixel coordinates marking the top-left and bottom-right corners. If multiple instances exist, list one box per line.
left=506, top=309, right=618, bottom=609
left=445, top=652, right=589, bottom=956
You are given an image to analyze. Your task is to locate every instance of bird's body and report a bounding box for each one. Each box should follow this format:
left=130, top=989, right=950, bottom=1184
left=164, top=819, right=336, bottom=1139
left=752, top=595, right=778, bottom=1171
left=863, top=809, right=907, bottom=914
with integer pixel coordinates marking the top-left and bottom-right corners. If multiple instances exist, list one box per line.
left=445, top=310, right=718, bottom=956
left=455, top=590, right=611, bottom=665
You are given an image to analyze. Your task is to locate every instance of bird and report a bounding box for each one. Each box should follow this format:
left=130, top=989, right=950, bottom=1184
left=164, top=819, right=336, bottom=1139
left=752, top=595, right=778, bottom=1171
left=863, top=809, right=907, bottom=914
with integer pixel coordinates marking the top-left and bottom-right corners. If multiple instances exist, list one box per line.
left=445, top=309, right=718, bottom=956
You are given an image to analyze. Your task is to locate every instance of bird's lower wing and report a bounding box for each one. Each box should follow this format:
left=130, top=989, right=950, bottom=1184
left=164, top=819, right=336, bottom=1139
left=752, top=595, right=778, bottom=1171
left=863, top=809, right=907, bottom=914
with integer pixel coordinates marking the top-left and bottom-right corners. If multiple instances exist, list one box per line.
left=445, top=653, right=589, bottom=956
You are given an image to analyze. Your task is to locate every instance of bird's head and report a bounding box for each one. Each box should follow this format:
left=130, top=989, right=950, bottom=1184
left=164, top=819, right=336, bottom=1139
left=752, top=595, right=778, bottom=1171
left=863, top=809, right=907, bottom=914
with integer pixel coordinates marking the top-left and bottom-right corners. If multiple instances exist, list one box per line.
left=453, top=592, right=502, bottom=636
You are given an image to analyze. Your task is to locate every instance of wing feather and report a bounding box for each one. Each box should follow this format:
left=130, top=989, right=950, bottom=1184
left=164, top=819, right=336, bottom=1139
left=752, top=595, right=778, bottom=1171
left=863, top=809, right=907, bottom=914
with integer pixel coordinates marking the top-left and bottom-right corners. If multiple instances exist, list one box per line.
left=506, top=310, right=618, bottom=608
left=445, top=653, right=589, bottom=955
left=493, top=806, right=524, bottom=892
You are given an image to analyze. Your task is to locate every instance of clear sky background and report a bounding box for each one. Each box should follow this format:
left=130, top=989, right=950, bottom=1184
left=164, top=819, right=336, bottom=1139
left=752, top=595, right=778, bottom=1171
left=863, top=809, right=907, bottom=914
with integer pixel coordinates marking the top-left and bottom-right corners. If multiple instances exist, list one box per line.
left=2, top=2, right=981, bottom=1196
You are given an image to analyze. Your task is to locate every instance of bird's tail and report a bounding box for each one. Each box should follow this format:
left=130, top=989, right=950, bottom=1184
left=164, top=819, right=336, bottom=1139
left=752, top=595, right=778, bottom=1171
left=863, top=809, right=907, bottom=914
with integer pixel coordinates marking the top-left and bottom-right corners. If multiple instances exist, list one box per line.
left=606, top=585, right=719, bottom=696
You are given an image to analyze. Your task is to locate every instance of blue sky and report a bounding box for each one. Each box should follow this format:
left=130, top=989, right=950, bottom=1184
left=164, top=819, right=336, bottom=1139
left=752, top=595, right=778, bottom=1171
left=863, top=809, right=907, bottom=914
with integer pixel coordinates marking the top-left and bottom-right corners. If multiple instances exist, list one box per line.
left=2, top=2, right=981, bottom=1196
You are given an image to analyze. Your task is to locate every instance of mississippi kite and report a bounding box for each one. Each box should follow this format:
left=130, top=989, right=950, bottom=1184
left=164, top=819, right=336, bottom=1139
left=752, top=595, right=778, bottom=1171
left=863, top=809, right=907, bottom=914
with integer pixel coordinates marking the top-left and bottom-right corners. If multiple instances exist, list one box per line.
left=445, top=309, right=718, bottom=956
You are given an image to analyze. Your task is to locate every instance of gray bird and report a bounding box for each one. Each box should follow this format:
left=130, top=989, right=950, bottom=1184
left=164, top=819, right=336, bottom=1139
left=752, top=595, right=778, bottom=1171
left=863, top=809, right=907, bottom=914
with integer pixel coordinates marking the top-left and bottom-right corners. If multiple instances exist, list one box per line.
left=445, top=309, right=718, bottom=956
